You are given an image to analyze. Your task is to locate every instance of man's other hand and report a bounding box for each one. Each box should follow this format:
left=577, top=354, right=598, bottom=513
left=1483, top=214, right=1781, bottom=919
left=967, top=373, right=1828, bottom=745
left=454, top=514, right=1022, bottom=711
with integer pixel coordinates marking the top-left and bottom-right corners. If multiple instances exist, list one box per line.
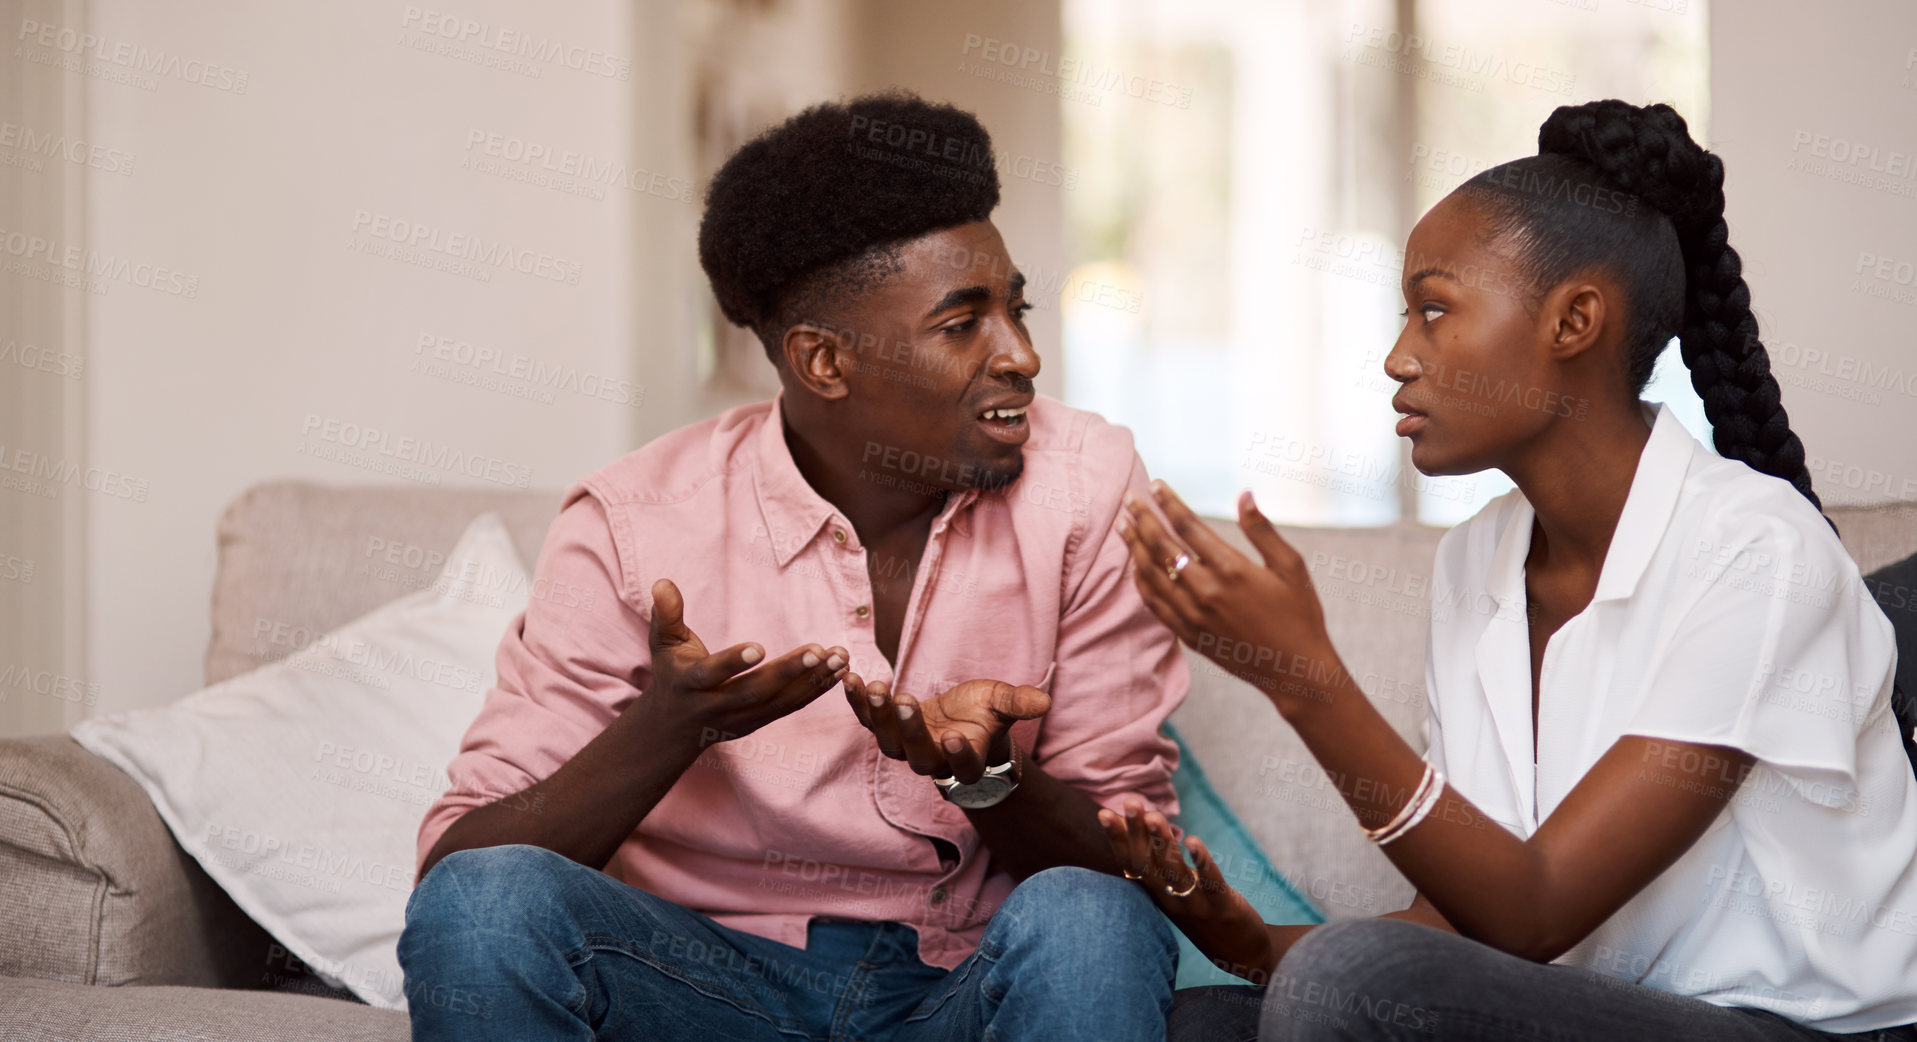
left=843, top=674, right=1051, bottom=783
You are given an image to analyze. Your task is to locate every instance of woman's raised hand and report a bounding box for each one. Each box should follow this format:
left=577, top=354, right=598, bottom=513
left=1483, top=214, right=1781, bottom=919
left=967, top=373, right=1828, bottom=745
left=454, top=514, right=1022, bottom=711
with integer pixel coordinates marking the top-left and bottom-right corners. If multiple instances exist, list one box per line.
left=1115, top=483, right=1349, bottom=713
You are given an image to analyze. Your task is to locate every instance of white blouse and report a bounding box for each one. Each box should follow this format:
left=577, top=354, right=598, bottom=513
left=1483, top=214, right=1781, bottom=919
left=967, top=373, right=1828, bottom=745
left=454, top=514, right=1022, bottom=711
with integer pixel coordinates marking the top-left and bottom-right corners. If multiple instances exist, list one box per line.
left=1424, top=401, right=1917, bottom=1032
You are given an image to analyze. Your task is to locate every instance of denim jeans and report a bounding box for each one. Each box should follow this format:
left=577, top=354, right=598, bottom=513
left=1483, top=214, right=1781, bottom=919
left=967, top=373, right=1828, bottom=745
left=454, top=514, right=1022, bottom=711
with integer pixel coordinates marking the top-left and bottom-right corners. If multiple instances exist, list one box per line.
left=397, top=844, right=1176, bottom=1041
left=1166, top=919, right=1917, bottom=1042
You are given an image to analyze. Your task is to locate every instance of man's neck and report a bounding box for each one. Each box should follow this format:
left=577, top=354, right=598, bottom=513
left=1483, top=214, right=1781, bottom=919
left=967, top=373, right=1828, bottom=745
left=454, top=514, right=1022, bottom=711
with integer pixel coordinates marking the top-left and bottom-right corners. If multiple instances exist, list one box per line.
left=782, top=414, right=948, bottom=545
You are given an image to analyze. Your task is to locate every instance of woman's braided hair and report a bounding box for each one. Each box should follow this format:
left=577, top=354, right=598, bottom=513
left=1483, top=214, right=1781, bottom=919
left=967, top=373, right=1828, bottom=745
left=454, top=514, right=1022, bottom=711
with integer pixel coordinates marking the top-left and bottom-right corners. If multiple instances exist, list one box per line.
left=1459, top=103, right=1917, bottom=771
left=1460, top=99, right=1825, bottom=515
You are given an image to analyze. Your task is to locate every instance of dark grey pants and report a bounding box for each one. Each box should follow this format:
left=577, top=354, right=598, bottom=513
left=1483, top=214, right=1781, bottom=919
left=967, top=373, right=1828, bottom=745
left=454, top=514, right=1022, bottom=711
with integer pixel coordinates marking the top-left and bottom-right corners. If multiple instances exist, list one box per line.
left=1168, top=919, right=1917, bottom=1042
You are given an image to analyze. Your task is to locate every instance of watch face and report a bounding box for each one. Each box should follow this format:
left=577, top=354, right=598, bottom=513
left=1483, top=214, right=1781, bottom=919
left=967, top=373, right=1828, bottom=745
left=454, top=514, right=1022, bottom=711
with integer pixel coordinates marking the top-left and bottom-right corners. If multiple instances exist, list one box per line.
left=943, top=774, right=1017, bottom=809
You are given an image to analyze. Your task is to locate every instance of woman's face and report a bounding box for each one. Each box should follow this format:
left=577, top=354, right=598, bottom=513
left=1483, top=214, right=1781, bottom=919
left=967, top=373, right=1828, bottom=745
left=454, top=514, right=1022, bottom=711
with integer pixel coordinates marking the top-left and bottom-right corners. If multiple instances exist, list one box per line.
left=1385, top=193, right=1586, bottom=477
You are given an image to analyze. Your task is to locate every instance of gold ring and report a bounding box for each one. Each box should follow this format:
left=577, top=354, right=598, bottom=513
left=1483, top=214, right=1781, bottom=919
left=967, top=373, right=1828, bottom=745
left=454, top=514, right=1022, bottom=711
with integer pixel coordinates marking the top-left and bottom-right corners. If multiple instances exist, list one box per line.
left=1163, top=874, right=1198, bottom=898
left=1122, top=867, right=1145, bottom=881
left=1166, top=552, right=1191, bottom=582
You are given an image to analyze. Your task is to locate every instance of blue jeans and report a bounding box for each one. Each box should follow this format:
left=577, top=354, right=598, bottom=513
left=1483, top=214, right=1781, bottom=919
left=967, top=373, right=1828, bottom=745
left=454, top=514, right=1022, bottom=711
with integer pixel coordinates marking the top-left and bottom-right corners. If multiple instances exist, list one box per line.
left=398, top=844, right=1176, bottom=1041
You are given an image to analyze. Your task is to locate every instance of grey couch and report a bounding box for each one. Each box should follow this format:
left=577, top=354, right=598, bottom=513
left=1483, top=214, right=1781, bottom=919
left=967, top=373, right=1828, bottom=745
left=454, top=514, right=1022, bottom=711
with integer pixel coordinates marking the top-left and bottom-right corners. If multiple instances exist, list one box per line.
left=3, top=482, right=1913, bottom=1040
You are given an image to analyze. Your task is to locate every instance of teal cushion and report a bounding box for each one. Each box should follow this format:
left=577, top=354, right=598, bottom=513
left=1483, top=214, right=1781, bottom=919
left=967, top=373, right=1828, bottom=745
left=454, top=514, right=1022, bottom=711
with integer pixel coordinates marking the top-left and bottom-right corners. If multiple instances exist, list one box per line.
left=1164, top=723, right=1325, bottom=988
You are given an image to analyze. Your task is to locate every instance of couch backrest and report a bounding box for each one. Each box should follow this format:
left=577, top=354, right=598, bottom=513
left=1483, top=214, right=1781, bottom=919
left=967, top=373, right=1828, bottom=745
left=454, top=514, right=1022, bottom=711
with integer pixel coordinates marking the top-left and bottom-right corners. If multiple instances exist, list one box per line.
left=205, top=482, right=561, bottom=686
left=206, top=482, right=1917, bottom=919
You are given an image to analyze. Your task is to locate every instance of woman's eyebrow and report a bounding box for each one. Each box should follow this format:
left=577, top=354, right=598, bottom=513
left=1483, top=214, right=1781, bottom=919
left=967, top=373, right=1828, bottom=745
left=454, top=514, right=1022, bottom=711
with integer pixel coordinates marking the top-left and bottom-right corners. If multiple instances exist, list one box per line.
left=1405, top=266, right=1458, bottom=291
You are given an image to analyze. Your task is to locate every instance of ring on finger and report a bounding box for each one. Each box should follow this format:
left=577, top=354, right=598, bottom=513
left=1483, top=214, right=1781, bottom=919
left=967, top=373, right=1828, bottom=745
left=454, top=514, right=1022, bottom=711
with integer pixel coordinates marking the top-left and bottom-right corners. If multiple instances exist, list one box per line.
left=1166, top=552, right=1192, bottom=582
left=1122, top=867, right=1145, bottom=881
left=1163, top=874, right=1198, bottom=898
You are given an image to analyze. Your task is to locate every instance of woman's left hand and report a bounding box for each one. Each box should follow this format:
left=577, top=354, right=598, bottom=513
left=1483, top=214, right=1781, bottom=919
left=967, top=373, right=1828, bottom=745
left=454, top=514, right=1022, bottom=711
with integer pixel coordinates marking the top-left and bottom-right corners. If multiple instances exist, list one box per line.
left=1116, top=483, right=1346, bottom=712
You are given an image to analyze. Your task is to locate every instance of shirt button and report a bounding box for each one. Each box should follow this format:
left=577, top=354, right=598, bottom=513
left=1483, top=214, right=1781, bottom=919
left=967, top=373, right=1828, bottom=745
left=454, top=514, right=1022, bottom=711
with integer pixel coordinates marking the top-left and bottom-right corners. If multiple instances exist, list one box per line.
left=854, top=604, right=871, bottom=619
left=929, top=887, right=948, bottom=905
left=832, top=528, right=847, bottom=544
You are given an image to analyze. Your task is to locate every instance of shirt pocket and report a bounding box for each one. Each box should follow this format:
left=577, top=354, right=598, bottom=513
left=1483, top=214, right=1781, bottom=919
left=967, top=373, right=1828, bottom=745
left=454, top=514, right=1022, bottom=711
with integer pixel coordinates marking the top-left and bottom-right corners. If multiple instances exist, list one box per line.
left=1011, top=660, right=1058, bottom=765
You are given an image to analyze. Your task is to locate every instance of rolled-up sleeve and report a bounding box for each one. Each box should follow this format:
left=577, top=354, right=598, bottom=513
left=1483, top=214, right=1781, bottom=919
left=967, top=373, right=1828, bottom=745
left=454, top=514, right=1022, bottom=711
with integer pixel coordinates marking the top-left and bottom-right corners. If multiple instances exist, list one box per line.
left=1036, top=446, right=1185, bottom=814
left=414, top=488, right=653, bottom=877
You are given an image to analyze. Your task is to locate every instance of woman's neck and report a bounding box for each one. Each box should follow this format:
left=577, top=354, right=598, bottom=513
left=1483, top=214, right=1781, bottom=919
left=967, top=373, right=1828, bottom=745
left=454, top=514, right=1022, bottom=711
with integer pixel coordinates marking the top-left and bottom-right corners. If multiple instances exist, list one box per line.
left=1504, top=402, right=1654, bottom=575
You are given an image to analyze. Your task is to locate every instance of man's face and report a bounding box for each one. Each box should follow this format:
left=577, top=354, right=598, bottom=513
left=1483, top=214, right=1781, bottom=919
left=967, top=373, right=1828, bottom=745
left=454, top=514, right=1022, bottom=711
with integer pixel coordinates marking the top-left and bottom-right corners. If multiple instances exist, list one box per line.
left=824, top=220, right=1040, bottom=493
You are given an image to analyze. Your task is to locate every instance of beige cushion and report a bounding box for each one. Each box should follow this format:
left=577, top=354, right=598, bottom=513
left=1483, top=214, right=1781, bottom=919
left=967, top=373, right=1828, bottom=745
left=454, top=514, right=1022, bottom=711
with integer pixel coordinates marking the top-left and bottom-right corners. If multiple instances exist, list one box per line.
left=0, top=976, right=408, bottom=1041
left=205, top=481, right=561, bottom=685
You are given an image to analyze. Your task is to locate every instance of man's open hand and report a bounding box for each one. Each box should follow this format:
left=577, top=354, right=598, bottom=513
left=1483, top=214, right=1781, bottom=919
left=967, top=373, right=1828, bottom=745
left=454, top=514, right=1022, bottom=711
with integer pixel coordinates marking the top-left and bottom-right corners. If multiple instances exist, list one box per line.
left=843, top=673, right=1051, bottom=783
left=640, top=578, right=849, bottom=751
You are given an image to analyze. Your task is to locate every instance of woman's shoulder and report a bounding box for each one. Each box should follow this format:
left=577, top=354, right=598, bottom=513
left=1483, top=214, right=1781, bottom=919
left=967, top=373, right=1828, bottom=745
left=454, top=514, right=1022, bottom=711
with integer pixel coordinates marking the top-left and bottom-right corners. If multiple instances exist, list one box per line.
left=1672, top=449, right=1857, bottom=581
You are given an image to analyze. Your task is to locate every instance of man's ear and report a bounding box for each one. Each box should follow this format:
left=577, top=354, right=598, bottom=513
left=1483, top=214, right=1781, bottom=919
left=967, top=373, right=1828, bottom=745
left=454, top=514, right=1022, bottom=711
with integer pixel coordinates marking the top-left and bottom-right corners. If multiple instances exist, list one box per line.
left=781, top=323, right=852, bottom=401
left=1541, top=280, right=1608, bottom=362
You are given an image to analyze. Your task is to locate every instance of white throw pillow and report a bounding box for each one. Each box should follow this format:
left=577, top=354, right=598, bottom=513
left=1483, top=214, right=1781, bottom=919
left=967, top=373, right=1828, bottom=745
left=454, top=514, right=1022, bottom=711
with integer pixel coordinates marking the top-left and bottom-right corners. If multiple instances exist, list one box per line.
left=72, top=512, right=527, bottom=1011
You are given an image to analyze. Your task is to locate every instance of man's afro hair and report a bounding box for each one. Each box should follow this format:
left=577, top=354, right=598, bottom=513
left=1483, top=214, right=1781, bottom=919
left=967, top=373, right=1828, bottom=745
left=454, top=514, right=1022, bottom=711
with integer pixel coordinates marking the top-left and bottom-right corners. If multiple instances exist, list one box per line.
left=698, top=91, right=1001, bottom=340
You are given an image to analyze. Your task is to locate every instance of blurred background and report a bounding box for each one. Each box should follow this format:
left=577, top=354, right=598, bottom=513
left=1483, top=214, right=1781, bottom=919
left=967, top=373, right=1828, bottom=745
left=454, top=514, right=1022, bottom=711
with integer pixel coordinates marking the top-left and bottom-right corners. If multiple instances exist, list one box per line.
left=3, top=0, right=1913, bottom=737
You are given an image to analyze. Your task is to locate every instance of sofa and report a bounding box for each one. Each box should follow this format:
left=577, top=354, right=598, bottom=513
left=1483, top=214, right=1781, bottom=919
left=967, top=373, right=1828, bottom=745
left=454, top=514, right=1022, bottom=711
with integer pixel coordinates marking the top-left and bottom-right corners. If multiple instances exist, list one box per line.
left=2, top=481, right=1913, bottom=1040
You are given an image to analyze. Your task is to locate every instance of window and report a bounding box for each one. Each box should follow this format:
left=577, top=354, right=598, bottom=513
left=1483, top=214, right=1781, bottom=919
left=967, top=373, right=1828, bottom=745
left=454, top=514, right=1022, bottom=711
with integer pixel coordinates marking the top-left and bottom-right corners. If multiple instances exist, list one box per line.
left=1061, top=0, right=1710, bottom=526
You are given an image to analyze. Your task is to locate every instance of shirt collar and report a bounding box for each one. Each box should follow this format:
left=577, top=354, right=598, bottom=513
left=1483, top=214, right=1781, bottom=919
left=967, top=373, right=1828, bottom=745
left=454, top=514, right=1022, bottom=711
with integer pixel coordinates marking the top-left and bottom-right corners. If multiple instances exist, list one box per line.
left=1483, top=400, right=1695, bottom=608
left=1592, top=401, right=1695, bottom=604
left=752, top=394, right=979, bottom=568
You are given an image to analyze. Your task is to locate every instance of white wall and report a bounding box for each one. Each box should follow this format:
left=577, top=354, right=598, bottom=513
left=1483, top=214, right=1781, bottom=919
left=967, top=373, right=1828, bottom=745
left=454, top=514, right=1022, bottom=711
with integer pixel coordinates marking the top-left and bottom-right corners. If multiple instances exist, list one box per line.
left=77, top=0, right=648, bottom=713
left=1711, top=0, right=1917, bottom=510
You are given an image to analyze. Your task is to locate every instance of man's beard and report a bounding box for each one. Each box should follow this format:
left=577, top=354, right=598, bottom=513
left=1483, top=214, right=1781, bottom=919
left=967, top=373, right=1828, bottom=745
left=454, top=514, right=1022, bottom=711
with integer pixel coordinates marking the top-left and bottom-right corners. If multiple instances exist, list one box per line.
left=959, top=454, right=1025, bottom=494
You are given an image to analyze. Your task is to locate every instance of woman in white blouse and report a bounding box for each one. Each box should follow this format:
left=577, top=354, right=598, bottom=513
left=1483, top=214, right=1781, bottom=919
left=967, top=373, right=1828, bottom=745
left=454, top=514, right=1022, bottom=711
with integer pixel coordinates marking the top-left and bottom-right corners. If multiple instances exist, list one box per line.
left=1104, top=99, right=1917, bottom=1041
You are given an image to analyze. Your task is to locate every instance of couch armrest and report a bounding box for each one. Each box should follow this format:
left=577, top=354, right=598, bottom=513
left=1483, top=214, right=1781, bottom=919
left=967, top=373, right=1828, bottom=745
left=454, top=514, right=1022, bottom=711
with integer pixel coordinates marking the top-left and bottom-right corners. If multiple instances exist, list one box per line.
left=0, top=735, right=276, bottom=987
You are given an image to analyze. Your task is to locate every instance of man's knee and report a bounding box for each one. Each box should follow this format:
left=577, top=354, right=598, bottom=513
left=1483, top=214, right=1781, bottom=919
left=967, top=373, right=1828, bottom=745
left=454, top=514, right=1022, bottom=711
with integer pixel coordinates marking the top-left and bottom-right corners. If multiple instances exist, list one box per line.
left=995, top=866, right=1174, bottom=966
left=404, top=844, right=581, bottom=944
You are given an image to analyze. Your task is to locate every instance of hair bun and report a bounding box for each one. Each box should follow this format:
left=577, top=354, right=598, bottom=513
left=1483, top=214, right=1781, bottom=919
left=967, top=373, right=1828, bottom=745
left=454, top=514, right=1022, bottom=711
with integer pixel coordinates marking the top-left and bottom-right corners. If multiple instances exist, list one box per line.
left=1538, top=100, right=1721, bottom=239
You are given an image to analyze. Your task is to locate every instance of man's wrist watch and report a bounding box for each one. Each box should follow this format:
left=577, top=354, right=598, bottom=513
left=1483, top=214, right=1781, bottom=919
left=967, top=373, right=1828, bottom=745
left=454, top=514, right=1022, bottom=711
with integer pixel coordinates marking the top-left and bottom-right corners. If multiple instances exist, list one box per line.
left=933, top=750, right=1022, bottom=809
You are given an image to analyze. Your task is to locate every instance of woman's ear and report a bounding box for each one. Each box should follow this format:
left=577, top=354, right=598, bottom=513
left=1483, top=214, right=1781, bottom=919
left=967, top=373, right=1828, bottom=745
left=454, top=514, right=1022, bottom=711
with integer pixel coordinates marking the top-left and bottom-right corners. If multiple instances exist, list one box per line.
left=781, top=324, right=852, bottom=402
left=1541, top=279, right=1610, bottom=363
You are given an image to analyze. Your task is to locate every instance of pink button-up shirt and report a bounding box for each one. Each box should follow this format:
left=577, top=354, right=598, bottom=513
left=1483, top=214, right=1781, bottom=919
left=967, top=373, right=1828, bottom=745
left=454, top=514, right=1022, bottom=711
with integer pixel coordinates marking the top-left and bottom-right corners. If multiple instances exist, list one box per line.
left=416, top=394, right=1185, bottom=969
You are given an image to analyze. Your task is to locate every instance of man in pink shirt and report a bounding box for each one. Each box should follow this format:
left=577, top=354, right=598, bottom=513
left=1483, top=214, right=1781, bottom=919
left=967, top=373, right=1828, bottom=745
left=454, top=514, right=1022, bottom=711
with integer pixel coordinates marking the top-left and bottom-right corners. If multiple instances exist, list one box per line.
left=398, top=92, right=1188, bottom=1041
